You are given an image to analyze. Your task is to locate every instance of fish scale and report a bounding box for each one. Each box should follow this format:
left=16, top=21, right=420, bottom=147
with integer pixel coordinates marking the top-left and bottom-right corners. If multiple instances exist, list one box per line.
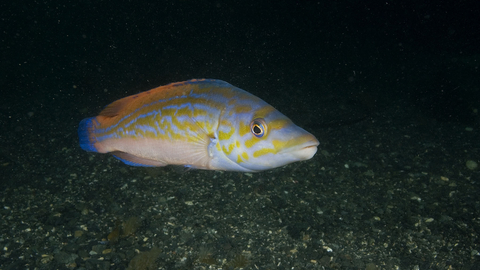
left=78, top=79, right=319, bottom=172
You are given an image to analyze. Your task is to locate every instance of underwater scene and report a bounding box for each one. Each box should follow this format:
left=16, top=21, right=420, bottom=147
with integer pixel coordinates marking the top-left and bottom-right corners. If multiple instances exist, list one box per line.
left=1, top=1, right=479, bottom=269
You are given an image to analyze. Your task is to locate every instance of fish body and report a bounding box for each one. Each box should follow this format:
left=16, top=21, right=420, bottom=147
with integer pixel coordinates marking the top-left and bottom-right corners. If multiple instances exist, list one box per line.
left=78, top=79, right=318, bottom=172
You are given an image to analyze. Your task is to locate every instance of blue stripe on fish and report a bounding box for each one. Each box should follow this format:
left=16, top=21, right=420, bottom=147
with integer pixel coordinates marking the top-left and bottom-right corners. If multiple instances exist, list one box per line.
left=96, top=87, right=230, bottom=135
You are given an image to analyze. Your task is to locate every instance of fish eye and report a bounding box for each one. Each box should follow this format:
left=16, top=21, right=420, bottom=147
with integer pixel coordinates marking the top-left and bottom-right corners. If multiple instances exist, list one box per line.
left=250, top=118, right=267, bottom=138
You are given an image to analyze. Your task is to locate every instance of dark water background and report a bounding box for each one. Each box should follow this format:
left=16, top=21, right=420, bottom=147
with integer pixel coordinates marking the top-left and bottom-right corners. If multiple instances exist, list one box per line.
left=1, top=1, right=479, bottom=269
left=3, top=1, right=480, bottom=126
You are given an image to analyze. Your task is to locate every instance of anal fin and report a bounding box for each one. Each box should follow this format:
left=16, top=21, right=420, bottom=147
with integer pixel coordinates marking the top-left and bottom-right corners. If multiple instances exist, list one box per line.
left=111, top=151, right=168, bottom=167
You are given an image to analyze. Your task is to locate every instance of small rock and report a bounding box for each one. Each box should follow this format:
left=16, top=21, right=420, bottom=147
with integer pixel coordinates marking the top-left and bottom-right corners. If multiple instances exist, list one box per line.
left=466, top=160, right=478, bottom=171
left=54, top=251, right=78, bottom=264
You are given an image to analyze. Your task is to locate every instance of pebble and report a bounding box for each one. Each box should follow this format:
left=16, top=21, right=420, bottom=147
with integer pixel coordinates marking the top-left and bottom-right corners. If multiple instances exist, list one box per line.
left=74, top=230, right=83, bottom=237
left=466, top=160, right=478, bottom=171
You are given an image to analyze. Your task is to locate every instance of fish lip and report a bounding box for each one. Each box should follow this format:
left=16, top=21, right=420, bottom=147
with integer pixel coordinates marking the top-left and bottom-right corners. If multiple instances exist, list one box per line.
left=301, top=141, right=319, bottom=154
left=299, top=137, right=320, bottom=149
left=279, top=138, right=319, bottom=157
left=303, top=140, right=320, bottom=149
left=295, top=140, right=319, bottom=160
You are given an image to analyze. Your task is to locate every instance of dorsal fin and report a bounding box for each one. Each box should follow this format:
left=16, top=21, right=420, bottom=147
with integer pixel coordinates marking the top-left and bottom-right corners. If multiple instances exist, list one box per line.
left=98, top=79, right=222, bottom=118
left=99, top=95, right=136, bottom=117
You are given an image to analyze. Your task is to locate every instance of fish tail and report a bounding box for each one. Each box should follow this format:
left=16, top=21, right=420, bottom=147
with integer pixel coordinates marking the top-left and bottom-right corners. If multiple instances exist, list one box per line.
left=78, top=117, right=99, bottom=152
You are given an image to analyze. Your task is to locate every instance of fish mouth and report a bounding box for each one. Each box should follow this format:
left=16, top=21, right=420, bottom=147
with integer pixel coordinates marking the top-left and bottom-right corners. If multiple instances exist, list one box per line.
left=294, top=140, right=319, bottom=160
left=281, top=136, right=319, bottom=161
left=303, top=142, right=319, bottom=149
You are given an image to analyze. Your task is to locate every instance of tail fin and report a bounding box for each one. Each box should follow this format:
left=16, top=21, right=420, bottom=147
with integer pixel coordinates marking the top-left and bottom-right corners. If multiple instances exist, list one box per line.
left=78, top=117, right=99, bottom=152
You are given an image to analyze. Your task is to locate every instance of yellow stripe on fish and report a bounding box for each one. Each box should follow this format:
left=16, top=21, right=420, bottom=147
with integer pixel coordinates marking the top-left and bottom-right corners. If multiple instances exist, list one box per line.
left=78, top=79, right=319, bottom=172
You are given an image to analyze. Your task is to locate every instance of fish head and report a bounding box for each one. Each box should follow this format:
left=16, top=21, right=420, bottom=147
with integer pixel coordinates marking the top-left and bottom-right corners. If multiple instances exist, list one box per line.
left=214, top=104, right=319, bottom=172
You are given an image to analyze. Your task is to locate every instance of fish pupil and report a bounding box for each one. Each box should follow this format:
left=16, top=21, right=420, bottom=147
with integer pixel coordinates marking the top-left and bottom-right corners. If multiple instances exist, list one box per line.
left=250, top=118, right=266, bottom=138
left=253, top=125, right=262, bottom=134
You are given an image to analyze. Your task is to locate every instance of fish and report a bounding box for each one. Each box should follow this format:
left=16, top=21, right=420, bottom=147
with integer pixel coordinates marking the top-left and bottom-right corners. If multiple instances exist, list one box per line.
left=78, top=79, right=318, bottom=172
